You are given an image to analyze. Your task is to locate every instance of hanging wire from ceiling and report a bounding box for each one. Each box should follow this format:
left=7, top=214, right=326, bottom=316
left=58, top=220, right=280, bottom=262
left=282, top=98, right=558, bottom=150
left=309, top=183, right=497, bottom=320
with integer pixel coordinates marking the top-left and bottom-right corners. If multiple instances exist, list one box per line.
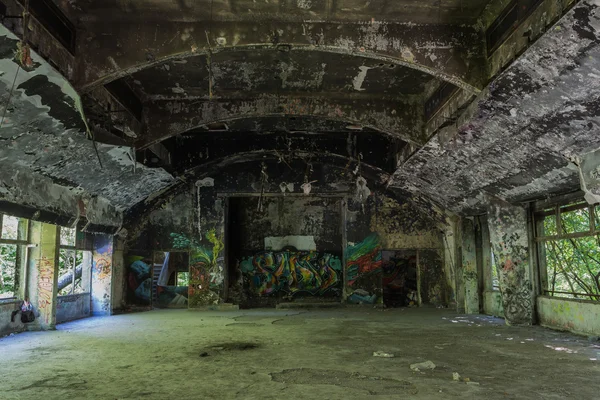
left=0, top=0, right=30, bottom=129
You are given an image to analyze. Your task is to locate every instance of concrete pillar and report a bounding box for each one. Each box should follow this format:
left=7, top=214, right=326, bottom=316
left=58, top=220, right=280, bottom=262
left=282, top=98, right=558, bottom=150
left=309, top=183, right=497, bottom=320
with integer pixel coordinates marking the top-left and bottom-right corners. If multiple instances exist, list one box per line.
left=92, top=234, right=113, bottom=315
left=442, top=214, right=458, bottom=309
left=461, top=218, right=479, bottom=314
left=28, top=222, right=58, bottom=330
left=486, top=196, right=534, bottom=326
left=111, top=236, right=126, bottom=313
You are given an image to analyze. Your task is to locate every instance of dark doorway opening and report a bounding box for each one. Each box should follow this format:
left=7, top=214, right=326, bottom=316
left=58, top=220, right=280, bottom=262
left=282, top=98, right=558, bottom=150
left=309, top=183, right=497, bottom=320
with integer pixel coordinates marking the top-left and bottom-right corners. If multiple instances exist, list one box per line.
left=382, top=250, right=418, bottom=307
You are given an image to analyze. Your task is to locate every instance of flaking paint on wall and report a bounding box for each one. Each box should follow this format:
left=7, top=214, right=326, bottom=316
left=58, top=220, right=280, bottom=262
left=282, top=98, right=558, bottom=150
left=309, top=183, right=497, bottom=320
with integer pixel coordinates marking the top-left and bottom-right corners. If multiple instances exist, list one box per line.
left=487, top=197, right=533, bottom=326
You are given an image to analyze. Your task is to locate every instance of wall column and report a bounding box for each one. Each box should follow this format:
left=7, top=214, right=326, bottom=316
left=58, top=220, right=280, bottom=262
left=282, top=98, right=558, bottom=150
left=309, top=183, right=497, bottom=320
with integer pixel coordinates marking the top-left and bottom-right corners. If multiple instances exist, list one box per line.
left=486, top=196, right=534, bottom=325
left=461, top=218, right=479, bottom=314
left=111, top=236, right=126, bottom=313
left=92, top=234, right=113, bottom=315
left=28, top=222, right=58, bottom=330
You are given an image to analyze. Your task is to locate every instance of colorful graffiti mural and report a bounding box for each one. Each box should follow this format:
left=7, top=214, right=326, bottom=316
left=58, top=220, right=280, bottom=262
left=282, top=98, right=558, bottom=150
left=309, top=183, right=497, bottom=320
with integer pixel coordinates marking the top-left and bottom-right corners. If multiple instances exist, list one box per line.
left=92, top=236, right=112, bottom=314
left=240, top=251, right=342, bottom=297
left=346, top=234, right=382, bottom=286
left=171, top=228, right=224, bottom=307
left=156, top=285, right=189, bottom=307
left=126, top=255, right=152, bottom=305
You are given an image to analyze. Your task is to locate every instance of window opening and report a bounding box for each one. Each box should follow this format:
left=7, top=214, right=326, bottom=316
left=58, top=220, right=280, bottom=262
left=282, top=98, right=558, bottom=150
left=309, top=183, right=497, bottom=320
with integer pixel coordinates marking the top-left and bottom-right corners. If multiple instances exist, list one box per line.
left=0, top=214, right=28, bottom=299
left=58, top=227, right=91, bottom=296
left=535, top=202, right=600, bottom=301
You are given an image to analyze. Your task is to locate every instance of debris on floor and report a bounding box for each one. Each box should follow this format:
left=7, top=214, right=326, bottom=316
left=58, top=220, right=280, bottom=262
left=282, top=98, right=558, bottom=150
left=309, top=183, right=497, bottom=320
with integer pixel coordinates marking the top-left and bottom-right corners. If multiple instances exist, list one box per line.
left=271, top=368, right=418, bottom=395
left=410, top=360, right=436, bottom=371
left=373, top=351, right=395, bottom=358
left=452, top=372, right=461, bottom=381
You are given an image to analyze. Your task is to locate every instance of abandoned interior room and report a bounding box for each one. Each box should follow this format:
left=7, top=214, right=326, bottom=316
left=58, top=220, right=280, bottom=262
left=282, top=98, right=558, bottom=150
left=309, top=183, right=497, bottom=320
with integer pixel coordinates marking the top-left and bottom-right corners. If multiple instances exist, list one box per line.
left=1, top=0, right=600, bottom=398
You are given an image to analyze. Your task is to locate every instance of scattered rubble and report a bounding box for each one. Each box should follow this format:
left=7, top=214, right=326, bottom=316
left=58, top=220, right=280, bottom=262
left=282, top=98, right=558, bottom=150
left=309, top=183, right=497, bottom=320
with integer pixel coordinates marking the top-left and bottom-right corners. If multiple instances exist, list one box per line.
left=410, top=361, right=436, bottom=371
left=373, top=351, right=395, bottom=358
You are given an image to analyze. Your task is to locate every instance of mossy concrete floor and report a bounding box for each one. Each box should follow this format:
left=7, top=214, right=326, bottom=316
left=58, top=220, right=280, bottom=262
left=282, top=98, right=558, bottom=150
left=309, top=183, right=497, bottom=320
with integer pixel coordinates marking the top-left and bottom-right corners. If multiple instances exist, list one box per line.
left=1, top=308, right=599, bottom=399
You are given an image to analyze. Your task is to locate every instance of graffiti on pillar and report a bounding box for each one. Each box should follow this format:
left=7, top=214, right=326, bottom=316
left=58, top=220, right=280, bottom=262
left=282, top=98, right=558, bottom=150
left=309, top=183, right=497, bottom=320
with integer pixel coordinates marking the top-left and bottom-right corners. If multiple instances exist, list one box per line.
left=494, top=237, right=533, bottom=325
left=487, top=199, right=533, bottom=326
left=346, top=234, right=382, bottom=304
left=94, top=254, right=112, bottom=281
left=240, top=251, right=342, bottom=297
left=92, top=237, right=113, bottom=313
left=171, top=228, right=224, bottom=307
left=37, top=256, right=54, bottom=323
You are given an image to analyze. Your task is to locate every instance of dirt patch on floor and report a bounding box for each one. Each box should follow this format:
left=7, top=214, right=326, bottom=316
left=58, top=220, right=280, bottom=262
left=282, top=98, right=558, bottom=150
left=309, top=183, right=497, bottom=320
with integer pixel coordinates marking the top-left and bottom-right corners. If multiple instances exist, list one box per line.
left=270, top=368, right=418, bottom=396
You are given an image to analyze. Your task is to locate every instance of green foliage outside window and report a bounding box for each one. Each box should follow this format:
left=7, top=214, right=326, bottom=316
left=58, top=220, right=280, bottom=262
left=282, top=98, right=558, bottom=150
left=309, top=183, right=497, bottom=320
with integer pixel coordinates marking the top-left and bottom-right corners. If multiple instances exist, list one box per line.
left=542, top=205, right=600, bottom=301
left=0, top=244, right=17, bottom=299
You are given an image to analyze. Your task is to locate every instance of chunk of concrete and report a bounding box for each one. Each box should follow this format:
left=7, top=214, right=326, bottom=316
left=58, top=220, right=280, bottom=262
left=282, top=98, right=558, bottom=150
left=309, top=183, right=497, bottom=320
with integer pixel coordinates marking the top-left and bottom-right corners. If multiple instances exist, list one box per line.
left=373, top=351, right=395, bottom=358
left=410, top=361, right=436, bottom=371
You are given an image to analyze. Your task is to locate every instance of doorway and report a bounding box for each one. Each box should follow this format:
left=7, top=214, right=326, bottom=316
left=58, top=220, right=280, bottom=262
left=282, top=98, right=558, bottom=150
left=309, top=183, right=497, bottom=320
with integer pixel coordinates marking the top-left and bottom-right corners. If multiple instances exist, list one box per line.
left=152, top=251, right=190, bottom=308
left=382, top=250, right=418, bottom=307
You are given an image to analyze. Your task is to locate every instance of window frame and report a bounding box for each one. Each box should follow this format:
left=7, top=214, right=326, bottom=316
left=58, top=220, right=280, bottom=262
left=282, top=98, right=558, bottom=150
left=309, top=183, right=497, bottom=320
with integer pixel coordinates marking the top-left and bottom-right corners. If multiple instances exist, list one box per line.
left=0, top=213, right=30, bottom=301
left=534, top=201, right=600, bottom=300
left=57, top=226, right=91, bottom=297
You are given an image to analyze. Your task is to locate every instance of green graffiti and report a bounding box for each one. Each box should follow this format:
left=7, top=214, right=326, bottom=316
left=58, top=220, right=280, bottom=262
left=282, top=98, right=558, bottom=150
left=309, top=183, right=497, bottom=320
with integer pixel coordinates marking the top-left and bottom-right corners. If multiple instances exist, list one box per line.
left=346, top=234, right=382, bottom=286
left=206, top=228, right=224, bottom=267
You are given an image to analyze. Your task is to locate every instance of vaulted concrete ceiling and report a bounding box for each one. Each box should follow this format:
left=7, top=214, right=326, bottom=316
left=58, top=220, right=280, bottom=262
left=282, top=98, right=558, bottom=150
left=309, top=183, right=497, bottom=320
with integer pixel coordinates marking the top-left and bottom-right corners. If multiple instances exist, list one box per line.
left=55, top=0, right=494, bottom=25
left=1, top=0, right=597, bottom=224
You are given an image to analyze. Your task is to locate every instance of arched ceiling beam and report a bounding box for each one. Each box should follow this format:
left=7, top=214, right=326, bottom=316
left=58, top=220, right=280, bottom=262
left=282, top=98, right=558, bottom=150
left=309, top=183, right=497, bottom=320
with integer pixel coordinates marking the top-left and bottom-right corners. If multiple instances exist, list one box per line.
left=142, top=95, right=423, bottom=149
left=182, top=150, right=391, bottom=182
left=126, top=149, right=447, bottom=230
left=75, top=21, right=485, bottom=94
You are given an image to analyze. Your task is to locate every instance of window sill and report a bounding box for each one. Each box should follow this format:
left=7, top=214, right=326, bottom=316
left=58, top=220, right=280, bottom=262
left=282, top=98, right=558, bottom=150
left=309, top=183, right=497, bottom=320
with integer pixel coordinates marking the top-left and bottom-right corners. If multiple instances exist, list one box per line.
left=57, top=293, right=90, bottom=299
left=0, top=298, right=22, bottom=306
left=538, top=295, right=599, bottom=305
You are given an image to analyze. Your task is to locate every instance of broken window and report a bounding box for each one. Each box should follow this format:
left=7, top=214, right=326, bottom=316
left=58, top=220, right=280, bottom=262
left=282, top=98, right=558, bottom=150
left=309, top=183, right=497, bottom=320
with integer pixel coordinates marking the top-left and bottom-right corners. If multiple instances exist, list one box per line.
left=58, top=227, right=91, bottom=296
left=0, top=214, right=28, bottom=300
left=176, top=271, right=189, bottom=287
left=535, top=202, right=600, bottom=301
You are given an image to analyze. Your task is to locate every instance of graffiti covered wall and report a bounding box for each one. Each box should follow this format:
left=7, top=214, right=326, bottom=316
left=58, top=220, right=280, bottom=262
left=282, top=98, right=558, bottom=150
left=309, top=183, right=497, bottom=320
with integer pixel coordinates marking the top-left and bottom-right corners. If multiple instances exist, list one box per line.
left=172, top=228, right=224, bottom=308
left=346, top=234, right=383, bottom=304
left=241, top=251, right=342, bottom=300
left=122, top=160, right=450, bottom=309
left=346, top=193, right=448, bottom=307
left=126, top=253, right=152, bottom=307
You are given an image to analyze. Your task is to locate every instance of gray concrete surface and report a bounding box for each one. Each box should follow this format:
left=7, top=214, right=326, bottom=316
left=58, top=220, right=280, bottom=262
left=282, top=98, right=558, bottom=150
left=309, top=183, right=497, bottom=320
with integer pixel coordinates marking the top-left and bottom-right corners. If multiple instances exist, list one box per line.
left=0, top=308, right=599, bottom=399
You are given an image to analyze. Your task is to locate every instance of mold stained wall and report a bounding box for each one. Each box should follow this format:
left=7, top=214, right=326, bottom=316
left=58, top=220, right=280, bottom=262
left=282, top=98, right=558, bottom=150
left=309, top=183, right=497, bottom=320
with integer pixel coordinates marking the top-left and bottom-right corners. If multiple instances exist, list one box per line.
left=230, top=196, right=343, bottom=257
left=538, top=296, right=600, bottom=336
left=124, top=160, right=452, bottom=308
